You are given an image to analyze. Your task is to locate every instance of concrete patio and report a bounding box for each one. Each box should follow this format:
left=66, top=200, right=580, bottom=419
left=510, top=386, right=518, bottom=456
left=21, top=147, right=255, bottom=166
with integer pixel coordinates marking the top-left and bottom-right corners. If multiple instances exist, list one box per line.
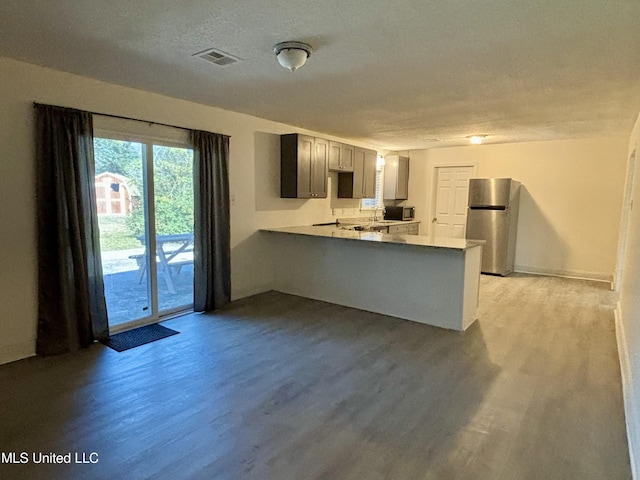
left=101, top=249, right=193, bottom=326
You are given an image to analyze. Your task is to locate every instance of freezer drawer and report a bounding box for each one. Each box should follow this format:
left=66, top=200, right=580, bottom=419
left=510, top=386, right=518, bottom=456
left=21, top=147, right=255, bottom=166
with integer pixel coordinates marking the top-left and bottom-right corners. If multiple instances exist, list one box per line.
left=466, top=209, right=512, bottom=275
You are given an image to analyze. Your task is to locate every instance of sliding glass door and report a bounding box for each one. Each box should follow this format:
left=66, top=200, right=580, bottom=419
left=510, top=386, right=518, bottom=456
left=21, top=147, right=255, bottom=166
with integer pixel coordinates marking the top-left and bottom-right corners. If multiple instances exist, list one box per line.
left=152, top=145, right=195, bottom=312
left=94, top=137, right=194, bottom=328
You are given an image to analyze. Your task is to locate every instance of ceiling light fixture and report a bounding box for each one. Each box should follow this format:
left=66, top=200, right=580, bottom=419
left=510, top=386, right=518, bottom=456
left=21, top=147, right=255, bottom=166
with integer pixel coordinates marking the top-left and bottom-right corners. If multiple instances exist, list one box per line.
left=274, top=41, right=313, bottom=72
left=468, top=135, right=487, bottom=145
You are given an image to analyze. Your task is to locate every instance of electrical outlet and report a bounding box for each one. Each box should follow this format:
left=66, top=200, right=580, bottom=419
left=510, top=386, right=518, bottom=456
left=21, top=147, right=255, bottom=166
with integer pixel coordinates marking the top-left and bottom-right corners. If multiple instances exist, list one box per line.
left=230, top=194, right=236, bottom=206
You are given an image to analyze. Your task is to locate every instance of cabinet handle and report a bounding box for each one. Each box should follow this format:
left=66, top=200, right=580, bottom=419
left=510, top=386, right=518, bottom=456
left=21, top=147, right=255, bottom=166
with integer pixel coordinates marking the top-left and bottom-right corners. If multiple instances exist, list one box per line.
left=432, top=217, right=437, bottom=223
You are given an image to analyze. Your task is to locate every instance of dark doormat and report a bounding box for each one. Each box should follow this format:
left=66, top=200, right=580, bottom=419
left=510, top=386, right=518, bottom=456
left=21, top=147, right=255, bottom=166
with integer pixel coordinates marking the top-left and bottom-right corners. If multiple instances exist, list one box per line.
left=102, top=324, right=179, bottom=352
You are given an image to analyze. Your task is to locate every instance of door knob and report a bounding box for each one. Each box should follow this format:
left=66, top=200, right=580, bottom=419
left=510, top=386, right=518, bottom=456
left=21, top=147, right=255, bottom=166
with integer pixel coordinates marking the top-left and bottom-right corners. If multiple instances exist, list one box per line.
left=432, top=217, right=437, bottom=223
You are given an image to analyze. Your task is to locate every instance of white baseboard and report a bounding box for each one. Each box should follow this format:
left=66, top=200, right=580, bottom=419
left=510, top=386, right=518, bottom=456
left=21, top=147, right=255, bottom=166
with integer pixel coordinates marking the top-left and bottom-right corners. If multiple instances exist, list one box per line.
left=514, top=264, right=613, bottom=286
left=615, top=302, right=639, bottom=479
left=0, top=340, right=35, bottom=365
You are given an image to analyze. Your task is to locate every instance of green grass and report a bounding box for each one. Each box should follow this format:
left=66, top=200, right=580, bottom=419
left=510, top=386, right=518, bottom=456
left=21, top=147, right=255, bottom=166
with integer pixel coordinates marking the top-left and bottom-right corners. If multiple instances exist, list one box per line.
left=98, top=215, right=141, bottom=251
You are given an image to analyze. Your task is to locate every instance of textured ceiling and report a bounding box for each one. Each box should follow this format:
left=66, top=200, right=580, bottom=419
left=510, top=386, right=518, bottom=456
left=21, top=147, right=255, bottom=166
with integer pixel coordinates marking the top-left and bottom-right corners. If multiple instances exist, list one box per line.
left=1, top=0, right=639, bottom=150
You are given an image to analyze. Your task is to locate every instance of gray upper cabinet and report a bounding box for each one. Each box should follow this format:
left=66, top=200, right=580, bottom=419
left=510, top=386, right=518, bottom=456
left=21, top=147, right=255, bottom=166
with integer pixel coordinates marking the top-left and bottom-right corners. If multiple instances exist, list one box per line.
left=384, top=155, right=409, bottom=200
left=337, top=147, right=377, bottom=199
left=281, top=134, right=328, bottom=198
left=328, top=141, right=354, bottom=172
left=362, top=149, right=377, bottom=198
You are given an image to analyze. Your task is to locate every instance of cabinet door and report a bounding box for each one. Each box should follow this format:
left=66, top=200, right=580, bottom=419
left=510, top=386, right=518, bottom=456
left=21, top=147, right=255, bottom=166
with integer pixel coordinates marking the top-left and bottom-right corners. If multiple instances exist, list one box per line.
left=328, top=141, right=342, bottom=171
left=341, top=144, right=354, bottom=171
left=396, top=156, right=409, bottom=200
left=390, top=224, right=410, bottom=234
left=383, top=155, right=409, bottom=200
left=296, top=135, right=314, bottom=198
left=312, top=137, right=328, bottom=197
left=329, top=142, right=355, bottom=172
left=352, top=148, right=365, bottom=199
left=362, top=149, right=377, bottom=199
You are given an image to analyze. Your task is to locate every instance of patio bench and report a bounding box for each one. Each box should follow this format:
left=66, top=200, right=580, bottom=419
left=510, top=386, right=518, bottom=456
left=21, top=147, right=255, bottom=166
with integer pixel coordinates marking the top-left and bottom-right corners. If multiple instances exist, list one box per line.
left=166, top=259, right=192, bottom=276
left=129, top=252, right=193, bottom=283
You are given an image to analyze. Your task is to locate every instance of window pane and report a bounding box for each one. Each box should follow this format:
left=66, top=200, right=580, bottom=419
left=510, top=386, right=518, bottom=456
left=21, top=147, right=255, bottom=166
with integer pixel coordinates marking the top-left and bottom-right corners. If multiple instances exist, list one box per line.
left=153, top=145, right=195, bottom=312
left=94, top=138, right=150, bottom=326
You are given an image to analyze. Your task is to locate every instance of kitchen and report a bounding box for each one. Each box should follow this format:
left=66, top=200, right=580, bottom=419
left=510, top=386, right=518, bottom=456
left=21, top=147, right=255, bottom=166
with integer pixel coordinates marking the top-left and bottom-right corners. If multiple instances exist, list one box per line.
left=263, top=134, right=484, bottom=331
left=252, top=130, right=627, bottom=291
left=258, top=132, right=627, bottom=332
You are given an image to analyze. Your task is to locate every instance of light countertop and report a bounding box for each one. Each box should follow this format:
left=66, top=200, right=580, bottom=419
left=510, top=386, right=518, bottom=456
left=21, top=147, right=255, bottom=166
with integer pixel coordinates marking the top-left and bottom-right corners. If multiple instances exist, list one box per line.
left=335, top=217, right=421, bottom=227
left=261, top=225, right=484, bottom=251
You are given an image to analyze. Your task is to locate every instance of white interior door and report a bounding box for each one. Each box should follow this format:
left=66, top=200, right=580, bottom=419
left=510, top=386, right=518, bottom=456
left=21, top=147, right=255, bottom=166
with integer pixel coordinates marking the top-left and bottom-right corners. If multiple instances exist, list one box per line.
left=433, top=166, right=473, bottom=238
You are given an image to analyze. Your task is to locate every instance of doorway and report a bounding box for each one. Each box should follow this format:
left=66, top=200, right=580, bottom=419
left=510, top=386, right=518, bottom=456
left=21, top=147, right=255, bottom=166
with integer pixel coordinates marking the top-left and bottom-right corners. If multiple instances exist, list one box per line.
left=94, top=137, right=195, bottom=330
left=430, top=165, right=475, bottom=238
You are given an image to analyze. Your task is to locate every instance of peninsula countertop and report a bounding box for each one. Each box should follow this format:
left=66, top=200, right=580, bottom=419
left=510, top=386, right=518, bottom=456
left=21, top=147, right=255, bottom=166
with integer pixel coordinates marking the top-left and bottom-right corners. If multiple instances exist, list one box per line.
left=261, top=225, right=484, bottom=251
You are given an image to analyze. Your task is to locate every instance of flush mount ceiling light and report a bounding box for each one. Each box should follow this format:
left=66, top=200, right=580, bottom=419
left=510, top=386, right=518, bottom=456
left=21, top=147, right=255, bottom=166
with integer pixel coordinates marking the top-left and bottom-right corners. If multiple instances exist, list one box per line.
left=468, top=135, right=487, bottom=145
left=274, top=41, right=313, bottom=72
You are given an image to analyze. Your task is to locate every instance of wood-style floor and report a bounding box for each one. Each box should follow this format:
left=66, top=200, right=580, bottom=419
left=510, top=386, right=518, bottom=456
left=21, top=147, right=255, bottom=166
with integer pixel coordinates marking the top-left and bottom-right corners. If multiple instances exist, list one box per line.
left=0, top=274, right=631, bottom=479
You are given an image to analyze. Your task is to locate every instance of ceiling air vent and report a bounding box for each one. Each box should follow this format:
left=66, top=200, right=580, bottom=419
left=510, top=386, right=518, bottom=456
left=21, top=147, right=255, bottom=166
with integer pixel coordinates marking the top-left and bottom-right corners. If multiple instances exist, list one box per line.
left=194, top=48, right=240, bottom=66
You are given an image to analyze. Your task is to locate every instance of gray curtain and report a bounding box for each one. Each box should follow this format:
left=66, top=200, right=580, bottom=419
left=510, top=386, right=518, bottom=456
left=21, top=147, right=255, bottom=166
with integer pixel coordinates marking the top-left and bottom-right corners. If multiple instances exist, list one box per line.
left=35, top=104, right=109, bottom=355
left=192, top=130, right=231, bottom=311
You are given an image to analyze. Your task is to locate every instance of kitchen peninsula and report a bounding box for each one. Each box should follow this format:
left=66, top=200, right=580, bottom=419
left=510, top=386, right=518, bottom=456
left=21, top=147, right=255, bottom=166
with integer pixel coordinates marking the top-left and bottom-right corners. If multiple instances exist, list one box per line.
left=261, top=225, right=483, bottom=331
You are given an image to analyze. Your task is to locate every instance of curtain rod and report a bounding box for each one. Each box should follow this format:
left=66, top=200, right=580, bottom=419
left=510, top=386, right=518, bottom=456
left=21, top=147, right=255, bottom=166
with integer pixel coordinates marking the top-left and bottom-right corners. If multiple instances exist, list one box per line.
left=32, top=102, right=228, bottom=136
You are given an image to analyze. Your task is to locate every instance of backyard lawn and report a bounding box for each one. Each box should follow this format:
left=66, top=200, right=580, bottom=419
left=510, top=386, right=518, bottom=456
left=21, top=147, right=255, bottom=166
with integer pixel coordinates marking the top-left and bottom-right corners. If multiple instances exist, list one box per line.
left=98, top=215, right=140, bottom=252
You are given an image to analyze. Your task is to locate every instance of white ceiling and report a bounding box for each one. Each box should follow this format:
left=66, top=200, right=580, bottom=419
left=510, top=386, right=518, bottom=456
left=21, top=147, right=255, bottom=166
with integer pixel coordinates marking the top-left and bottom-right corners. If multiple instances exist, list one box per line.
left=1, top=0, right=639, bottom=150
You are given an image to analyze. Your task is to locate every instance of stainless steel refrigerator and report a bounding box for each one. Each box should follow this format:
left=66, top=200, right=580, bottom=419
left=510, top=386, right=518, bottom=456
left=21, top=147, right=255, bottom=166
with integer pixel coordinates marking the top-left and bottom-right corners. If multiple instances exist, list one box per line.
left=466, top=178, right=521, bottom=276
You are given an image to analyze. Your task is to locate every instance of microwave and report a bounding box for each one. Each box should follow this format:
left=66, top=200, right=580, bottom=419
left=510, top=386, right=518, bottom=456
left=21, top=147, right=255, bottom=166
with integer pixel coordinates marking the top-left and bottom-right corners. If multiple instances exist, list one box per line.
left=384, top=206, right=415, bottom=221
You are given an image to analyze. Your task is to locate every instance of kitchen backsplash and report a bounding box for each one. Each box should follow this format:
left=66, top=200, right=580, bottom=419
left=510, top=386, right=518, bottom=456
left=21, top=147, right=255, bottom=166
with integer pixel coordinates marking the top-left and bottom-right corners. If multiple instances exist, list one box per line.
left=331, top=207, right=378, bottom=217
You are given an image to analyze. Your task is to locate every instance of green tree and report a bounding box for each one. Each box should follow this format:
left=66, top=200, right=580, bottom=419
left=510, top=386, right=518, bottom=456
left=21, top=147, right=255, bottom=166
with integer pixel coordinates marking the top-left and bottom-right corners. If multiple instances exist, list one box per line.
left=93, top=138, right=142, bottom=178
left=126, top=145, right=194, bottom=236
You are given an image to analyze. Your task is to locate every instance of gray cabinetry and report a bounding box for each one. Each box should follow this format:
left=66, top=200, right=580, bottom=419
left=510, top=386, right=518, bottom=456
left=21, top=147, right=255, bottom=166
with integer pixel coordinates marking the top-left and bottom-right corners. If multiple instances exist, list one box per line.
left=328, top=141, right=354, bottom=172
left=281, top=134, right=328, bottom=198
left=384, top=155, right=409, bottom=200
left=338, top=147, right=377, bottom=199
left=388, top=222, right=420, bottom=235
left=362, top=148, right=377, bottom=198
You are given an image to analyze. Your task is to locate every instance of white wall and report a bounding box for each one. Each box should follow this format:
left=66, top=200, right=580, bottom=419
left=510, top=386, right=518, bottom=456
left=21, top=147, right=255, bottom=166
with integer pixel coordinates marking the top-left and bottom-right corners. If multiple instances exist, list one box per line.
left=617, top=113, right=640, bottom=477
left=406, top=138, right=628, bottom=281
left=0, top=56, right=376, bottom=364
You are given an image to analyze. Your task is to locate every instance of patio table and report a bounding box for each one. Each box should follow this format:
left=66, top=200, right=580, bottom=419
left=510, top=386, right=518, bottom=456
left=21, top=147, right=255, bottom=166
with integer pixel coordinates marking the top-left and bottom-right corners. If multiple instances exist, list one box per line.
left=133, top=233, right=194, bottom=294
